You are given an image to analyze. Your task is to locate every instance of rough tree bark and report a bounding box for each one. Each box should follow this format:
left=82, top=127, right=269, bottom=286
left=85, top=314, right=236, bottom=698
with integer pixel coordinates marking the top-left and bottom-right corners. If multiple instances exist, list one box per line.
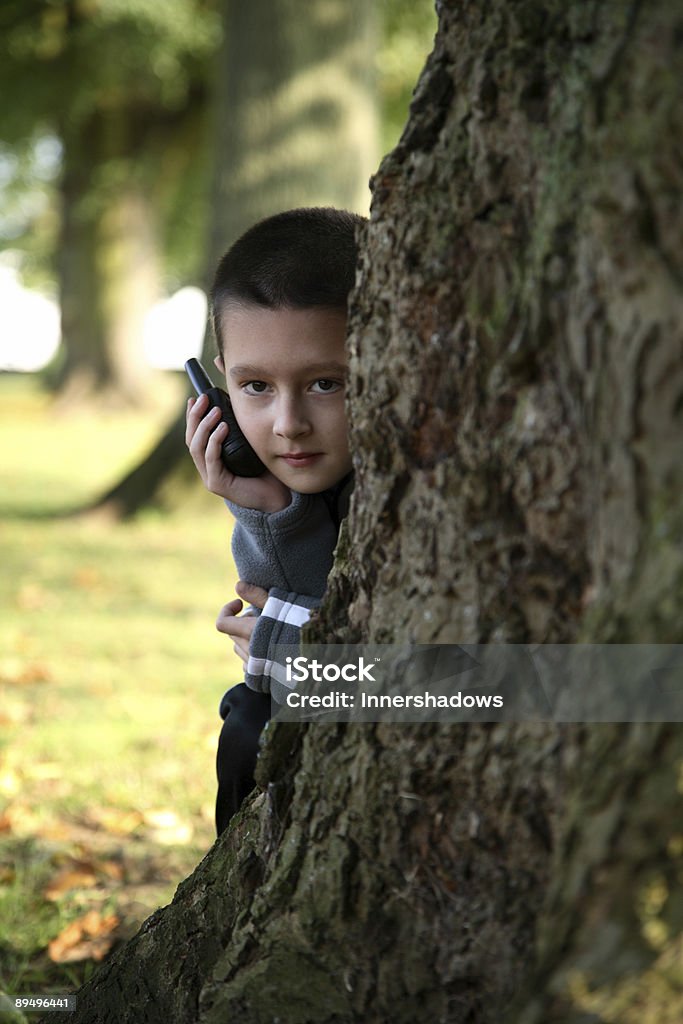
left=48, top=1, right=683, bottom=1021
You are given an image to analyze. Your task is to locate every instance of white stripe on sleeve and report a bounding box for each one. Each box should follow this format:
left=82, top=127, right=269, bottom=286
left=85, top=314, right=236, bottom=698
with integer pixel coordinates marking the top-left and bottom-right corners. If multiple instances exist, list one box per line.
left=246, top=656, right=292, bottom=688
left=261, top=595, right=312, bottom=629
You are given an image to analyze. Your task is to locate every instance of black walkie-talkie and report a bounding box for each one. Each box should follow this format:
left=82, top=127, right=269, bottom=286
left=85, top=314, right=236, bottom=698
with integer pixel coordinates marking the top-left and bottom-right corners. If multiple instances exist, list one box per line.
left=185, top=358, right=266, bottom=477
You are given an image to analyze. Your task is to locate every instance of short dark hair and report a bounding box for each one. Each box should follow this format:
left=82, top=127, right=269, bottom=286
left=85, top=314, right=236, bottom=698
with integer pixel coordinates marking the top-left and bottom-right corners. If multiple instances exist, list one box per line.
left=211, top=207, right=366, bottom=352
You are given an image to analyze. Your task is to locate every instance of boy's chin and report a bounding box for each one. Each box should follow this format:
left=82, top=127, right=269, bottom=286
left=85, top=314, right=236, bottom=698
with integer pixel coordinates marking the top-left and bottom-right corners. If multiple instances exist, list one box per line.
left=272, top=466, right=350, bottom=494
left=288, top=481, right=329, bottom=494
left=280, top=478, right=334, bottom=495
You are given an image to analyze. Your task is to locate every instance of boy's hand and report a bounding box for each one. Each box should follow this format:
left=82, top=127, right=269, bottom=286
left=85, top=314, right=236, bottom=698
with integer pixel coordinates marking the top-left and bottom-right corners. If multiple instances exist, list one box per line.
left=216, top=582, right=269, bottom=668
left=185, top=395, right=291, bottom=513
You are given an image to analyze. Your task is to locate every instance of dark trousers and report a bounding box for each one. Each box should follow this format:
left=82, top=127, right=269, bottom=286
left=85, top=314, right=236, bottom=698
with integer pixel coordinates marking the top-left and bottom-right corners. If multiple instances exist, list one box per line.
left=215, top=683, right=272, bottom=836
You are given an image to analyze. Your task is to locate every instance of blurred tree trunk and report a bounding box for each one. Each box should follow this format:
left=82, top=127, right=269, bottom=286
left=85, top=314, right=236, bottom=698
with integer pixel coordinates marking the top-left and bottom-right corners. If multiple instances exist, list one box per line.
left=52, top=1, right=683, bottom=1023
left=46, top=0, right=211, bottom=409
left=94, top=0, right=379, bottom=516
left=55, top=110, right=162, bottom=407
left=209, top=0, right=377, bottom=253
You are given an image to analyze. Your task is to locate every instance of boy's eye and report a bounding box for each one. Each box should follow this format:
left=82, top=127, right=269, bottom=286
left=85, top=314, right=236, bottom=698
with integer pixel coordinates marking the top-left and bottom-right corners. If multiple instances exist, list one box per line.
left=311, top=379, right=342, bottom=394
left=243, top=380, right=269, bottom=395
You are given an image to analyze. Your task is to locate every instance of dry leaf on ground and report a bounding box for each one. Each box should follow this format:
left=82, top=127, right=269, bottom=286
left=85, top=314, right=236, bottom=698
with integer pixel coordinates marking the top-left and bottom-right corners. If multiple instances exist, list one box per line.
left=48, top=910, right=120, bottom=963
left=44, top=854, right=125, bottom=899
left=44, top=867, right=98, bottom=900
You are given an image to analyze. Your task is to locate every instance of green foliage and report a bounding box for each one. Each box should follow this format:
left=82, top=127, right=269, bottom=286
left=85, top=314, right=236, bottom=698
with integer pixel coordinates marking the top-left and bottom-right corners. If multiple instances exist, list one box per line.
left=0, top=0, right=437, bottom=291
left=378, top=0, right=437, bottom=152
left=0, top=0, right=220, bottom=138
left=0, top=0, right=220, bottom=287
left=0, top=136, right=61, bottom=288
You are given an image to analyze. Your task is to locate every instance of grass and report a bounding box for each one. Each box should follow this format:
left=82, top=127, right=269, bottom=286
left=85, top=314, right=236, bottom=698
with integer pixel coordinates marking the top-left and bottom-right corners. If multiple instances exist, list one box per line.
left=0, top=374, right=244, bottom=1001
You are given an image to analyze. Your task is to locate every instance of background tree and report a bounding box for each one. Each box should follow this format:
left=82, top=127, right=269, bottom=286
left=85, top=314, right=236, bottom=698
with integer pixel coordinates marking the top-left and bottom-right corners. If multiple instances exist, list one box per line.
left=41, top=0, right=683, bottom=1022
left=0, top=0, right=219, bottom=404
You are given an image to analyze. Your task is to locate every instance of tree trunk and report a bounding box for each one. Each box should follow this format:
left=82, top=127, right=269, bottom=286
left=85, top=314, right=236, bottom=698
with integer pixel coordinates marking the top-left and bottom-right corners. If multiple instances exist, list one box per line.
left=209, top=0, right=378, bottom=254
left=55, top=111, right=161, bottom=407
left=93, top=0, right=379, bottom=515
left=50, top=1, right=683, bottom=1021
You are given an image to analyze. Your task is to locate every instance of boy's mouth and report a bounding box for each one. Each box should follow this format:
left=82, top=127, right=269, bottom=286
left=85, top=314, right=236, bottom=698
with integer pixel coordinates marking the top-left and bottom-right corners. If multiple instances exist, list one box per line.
left=279, top=452, right=323, bottom=467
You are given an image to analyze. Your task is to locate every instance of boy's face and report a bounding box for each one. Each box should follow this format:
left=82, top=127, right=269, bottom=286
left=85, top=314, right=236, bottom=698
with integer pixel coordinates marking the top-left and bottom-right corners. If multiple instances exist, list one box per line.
left=215, top=304, right=352, bottom=494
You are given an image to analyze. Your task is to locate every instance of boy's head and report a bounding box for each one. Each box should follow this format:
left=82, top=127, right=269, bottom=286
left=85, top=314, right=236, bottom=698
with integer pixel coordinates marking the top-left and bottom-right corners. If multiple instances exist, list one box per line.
left=211, top=208, right=365, bottom=494
left=210, top=207, right=364, bottom=349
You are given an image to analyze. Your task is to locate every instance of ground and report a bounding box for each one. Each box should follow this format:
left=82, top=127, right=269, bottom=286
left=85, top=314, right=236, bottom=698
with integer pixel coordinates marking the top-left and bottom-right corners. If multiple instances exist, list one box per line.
left=0, top=375, right=234, bottom=1002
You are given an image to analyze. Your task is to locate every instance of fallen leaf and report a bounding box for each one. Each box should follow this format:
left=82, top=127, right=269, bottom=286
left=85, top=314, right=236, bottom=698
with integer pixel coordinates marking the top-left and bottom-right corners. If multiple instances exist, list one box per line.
left=44, top=867, right=98, bottom=900
left=72, top=567, right=103, bottom=590
left=19, top=661, right=53, bottom=684
left=39, top=820, right=74, bottom=841
left=98, top=859, right=125, bottom=881
left=44, top=853, right=125, bottom=899
left=48, top=910, right=119, bottom=963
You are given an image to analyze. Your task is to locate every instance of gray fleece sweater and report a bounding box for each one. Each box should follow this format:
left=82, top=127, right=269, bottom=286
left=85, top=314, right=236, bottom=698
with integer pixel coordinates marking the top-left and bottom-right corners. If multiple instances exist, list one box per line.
left=225, top=476, right=351, bottom=704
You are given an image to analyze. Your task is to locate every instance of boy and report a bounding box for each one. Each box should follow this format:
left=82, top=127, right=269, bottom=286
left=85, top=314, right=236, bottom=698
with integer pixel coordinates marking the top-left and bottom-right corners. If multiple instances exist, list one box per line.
left=185, top=207, right=364, bottom=834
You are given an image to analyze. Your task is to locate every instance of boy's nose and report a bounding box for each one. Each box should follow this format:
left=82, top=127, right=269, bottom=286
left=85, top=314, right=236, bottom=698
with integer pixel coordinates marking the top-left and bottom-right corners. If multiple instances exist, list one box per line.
left=273, top=398, right=312, bottom=439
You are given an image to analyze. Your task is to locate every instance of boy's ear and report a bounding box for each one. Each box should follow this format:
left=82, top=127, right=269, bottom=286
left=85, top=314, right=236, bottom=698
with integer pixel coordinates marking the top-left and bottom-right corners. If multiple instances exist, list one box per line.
left=213, top=354, right=226, bottom=376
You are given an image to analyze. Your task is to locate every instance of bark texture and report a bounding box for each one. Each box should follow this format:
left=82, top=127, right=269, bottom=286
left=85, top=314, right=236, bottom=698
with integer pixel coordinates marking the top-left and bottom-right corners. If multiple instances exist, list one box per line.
left=49, top=1, right=683, bottom=1021
left=323, top=0, right=683, bottom=647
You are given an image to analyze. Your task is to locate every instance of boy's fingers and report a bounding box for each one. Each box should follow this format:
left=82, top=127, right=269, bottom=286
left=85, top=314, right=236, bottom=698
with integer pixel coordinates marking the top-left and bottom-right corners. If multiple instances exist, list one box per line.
left=235, top=581, right=269, bottom=608
left=216, top=613, right=242, bottom=637
left=184, top=394, right=207, bottom=441
left=187, top=404, right=221, bottom=458
left=216, top=607, right=258, bottom=643
left=205, top=422, right=229, bottom=475
left=216, top=599, right=243, bottom=626
left=220, top=618, right=256, bottom=642
left=233, top=639, right=249, bottom=665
